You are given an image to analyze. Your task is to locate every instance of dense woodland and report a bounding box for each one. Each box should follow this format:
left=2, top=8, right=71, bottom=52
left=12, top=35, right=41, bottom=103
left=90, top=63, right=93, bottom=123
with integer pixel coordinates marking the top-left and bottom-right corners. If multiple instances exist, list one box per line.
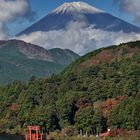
left=0, top=41, right=140, bottom=135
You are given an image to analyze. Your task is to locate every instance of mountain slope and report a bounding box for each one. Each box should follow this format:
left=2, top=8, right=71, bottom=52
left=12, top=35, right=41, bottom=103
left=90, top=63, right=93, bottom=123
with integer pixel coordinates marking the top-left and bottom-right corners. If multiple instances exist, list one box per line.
left=0, top=40, right=140, bottom=135
left=18, top=2, right=140, bottom=36
left=63, top=41, right=140, bottom=76
left=49, top=48, right=79, bottom=65
left=0, top=40, right=79, bottom=84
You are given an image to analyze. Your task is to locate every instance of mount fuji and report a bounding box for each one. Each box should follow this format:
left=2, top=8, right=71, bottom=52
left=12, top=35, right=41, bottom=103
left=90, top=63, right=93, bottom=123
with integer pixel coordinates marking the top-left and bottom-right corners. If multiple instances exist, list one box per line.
left=18, top=1, right=140, bottom=35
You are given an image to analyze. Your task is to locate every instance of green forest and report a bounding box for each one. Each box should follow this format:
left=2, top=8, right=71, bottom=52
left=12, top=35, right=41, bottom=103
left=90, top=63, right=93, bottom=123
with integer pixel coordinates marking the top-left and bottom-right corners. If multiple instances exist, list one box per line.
left=0, top=41, right=140, bottom=136
left=0, top=40, right=79, bottom=85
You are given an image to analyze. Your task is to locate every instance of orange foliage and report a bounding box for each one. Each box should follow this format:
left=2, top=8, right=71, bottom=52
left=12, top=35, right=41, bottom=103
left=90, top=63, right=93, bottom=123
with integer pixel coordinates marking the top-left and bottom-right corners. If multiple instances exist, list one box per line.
left=94, top=96, right=126, bottom=118
left=77, top=97, right=91, bottom=108
left=9, top=103, right=18, bottom=112
left=80, top=46, right=140, bottom=70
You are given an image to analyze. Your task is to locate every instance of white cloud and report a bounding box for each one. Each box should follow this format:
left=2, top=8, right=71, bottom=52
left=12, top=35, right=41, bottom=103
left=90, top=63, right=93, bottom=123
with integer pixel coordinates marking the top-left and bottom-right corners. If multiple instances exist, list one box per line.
left=0, top=0, right=36, bottom=39
left=115, top=0, right=140, bottom=22
left=16, top=22, right=140, bottom=55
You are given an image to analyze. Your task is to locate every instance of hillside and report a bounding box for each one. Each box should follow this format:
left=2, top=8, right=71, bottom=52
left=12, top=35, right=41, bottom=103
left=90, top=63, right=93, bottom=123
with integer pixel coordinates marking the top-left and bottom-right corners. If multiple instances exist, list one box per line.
left=63, top=41, right=140, bottom=76
left=0, top=40, right=140, bottom=135
left=0, top=40, right=79, bottom=85
left=48, top=48, right=79, bottom=65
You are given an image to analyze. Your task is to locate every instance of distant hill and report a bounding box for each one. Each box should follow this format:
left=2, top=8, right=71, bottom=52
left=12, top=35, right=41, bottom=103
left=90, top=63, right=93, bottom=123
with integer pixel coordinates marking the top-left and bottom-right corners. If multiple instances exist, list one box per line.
left=0, top=40, right=79, bottom=84
left=0, top=40, right=140, bottom=135
left=48, top=48, right=79, bottom=65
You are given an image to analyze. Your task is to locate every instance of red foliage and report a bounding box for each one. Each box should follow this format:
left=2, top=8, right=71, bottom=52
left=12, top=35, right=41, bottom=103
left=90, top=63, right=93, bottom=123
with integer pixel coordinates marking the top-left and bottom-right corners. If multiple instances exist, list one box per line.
left=94, top=96, right=126, bottom=118
left=9, top=103, right=18, bottom=112
left=80, top=46, right=140, bottom=70
left=77, top=97, right=91, bottom=108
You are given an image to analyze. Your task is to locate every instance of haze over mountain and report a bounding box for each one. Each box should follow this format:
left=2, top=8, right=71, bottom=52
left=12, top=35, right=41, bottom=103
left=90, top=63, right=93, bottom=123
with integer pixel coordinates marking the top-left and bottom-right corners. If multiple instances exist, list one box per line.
left=16, top=2, right=140, bottom=55
left=0, top=40, right=79, bottom=85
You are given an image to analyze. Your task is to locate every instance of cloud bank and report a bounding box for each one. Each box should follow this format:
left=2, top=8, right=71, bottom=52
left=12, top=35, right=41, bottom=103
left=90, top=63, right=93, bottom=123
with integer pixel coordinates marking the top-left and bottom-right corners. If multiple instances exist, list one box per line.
left=17, top=22, right=140, bottom=55
left=0, top=0, right=36, bottom=39
left=115, top=0, right=140, bottom=22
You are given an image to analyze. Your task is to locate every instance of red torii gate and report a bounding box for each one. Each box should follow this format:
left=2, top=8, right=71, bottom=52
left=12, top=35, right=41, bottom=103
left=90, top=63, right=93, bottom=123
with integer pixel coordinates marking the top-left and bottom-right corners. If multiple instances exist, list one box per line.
left=25, top=126, right=43, bottom=140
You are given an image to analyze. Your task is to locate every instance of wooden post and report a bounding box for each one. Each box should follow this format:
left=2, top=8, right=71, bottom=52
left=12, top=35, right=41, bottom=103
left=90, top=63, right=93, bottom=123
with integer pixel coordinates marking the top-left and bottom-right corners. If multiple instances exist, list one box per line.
left=29, top=127, right=32, bottom=140
left=41, top=134, right=42, bottom=140
left=36, top=127, right=39, bottom=140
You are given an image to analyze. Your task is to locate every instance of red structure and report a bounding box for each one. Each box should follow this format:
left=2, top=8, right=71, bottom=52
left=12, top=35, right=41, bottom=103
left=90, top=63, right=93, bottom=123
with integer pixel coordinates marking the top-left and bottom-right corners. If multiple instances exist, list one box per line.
left=100, top=128, right=127, bottom=137
left=25, top=126, right=43, bottom=140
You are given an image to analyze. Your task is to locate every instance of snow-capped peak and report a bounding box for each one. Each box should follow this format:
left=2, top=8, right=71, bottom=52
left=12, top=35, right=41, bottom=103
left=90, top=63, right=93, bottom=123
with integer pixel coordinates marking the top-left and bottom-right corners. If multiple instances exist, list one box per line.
left=52, top=2, right=104, bottom=14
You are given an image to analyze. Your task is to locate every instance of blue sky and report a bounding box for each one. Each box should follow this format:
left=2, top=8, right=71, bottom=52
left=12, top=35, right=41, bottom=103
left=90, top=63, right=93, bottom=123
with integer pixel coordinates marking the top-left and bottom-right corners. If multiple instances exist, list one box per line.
left=29, top=0, right=129, bottom=19
left=9, top=0, right=138, bottom=35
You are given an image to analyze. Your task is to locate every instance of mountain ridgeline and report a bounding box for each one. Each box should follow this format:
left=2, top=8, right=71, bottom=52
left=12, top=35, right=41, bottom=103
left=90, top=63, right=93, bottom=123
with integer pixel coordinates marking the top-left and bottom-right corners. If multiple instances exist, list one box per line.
left=0, top=40, right=140, bottom=134
left=17, top=2, right=140, bottom=36
left=0, top=40, right=79, bottom=85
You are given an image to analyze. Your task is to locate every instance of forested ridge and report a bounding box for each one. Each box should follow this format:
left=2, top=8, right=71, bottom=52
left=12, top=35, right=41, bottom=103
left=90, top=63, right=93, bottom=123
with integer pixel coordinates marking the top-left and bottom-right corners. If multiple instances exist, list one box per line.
left=0, top=41, right=140, bottom=135
left=0, top=40, right=79, bottom=85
